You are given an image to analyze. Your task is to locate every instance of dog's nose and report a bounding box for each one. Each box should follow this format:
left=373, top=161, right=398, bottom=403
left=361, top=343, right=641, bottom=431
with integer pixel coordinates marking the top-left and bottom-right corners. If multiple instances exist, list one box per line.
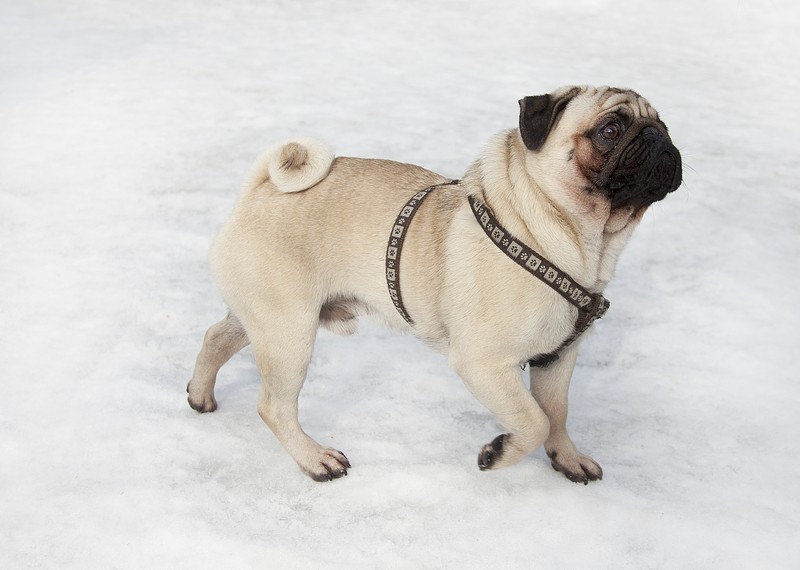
left=638, top=126, right=682, bottom=194
left=652, top=142, right=682, bottom=194
left=607, top=125, right=682, bottom=207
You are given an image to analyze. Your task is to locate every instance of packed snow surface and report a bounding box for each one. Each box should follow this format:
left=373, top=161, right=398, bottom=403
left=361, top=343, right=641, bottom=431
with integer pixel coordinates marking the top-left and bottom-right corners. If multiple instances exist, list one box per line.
left=1, top=0, right=798, bottom=567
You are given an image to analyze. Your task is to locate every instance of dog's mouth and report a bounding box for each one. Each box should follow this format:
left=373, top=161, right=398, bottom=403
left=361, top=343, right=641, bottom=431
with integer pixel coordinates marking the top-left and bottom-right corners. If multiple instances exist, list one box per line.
left=593, top=122, right=682, bottom=210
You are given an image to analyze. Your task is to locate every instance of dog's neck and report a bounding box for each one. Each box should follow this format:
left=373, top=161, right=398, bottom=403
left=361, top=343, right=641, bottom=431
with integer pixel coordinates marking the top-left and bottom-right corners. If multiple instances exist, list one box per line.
left=461, top=130, right=639, bottom=291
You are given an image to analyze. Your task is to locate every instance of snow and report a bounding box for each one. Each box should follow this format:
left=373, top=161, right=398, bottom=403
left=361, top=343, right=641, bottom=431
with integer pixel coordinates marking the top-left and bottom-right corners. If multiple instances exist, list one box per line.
left=2, top=0, right=799, bottom=567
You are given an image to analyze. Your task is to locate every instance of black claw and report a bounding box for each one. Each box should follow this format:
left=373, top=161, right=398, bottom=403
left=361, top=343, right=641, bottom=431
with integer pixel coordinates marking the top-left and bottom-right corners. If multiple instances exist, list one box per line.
left=309, top=455, right=350, bottom=482
left=478, top=433, right=508, bottom=471
left=568, top=470, right=587, bottom=484
left=551, top=459, right=602, bottom=485
left=336, top=451, right=351, bottom=469
left=478, top=449, right=493, bottom=470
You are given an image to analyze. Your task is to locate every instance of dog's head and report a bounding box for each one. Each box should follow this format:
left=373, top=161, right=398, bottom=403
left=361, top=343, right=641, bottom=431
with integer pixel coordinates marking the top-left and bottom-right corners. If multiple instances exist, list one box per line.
left=519, top=86, right=682, bottom=213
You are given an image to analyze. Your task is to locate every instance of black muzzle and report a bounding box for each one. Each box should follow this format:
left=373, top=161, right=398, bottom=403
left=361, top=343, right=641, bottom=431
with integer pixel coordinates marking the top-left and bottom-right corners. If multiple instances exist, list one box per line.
left=594, top=120, right=682, bottom=209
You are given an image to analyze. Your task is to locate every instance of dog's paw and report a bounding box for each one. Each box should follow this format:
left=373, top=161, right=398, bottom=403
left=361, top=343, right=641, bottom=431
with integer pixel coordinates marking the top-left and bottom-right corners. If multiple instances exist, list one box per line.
left=547, top=448, right=603, bottom=485
left=478, top=433, right=509, bottom=471
left=303, top=449, right=351, bottom=482
left=186, top=382, right=217, bottom=413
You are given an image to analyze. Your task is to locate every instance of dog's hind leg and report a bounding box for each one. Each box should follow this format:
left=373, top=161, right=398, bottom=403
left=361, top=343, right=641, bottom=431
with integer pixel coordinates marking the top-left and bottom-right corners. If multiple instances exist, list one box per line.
left=187, top=311, right=250, bottom=412
left=247, top=308, right=350, bottom=482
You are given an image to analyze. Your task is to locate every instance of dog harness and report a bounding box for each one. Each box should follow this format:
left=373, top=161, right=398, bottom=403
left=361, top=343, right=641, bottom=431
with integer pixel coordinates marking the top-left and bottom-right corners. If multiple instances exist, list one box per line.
left=385, top=180, right=456, bottom=325
left=385, top=181, right=610, bottom=367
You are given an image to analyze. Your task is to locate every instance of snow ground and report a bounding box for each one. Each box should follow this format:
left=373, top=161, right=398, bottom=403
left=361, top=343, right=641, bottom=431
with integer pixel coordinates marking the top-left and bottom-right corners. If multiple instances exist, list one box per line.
left=1, top=0, right=799, bottom=567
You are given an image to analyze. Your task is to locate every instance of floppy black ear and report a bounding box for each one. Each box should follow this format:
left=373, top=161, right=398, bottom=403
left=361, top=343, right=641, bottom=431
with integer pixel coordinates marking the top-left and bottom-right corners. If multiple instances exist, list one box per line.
left=518, top=90, right=577, bottom=151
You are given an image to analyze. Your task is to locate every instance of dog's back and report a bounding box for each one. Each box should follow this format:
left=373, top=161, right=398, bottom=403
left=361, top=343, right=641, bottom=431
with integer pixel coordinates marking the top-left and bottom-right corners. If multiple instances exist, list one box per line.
left=209, top=140, right=450, bottom=335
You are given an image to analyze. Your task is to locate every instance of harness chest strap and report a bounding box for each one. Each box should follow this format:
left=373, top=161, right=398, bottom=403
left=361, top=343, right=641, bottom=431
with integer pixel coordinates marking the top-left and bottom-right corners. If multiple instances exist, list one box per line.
left=467, top=195, right=609, bottom=321
left=385, top=182, right=610, bottom=366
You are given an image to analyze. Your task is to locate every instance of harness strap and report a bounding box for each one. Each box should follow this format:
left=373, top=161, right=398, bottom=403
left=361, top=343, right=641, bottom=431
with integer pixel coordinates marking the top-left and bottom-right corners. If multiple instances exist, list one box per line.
left=385, top=184, right=610, bottom=368
left=467, top=195, right=608, bottom=316
left=385, top=181, right=457, bottom=326
left=467, top=195, right=609, bottom=367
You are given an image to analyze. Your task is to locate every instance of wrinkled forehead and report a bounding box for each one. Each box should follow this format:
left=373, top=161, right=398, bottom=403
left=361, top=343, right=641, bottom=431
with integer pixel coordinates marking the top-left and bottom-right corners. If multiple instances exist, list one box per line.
left=597, top=86, right=659, bottom=119
left=597, top=86, right=658, bottom=118
left=558, top=85, right=660, bottom=123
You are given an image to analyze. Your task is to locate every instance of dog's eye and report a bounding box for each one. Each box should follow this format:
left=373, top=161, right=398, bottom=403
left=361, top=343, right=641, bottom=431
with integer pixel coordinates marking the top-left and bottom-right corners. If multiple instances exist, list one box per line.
left=600, top=122, right=622, bottom=141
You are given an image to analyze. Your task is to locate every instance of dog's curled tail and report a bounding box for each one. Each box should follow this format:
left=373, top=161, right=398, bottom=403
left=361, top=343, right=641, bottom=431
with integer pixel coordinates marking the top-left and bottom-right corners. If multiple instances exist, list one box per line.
left=247, top=138, right=335, bottom=193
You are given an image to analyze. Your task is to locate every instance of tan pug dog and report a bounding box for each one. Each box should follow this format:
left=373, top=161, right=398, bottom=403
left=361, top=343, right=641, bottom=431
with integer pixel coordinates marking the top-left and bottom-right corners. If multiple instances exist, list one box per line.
left=187, top=85, right=682, bottom=483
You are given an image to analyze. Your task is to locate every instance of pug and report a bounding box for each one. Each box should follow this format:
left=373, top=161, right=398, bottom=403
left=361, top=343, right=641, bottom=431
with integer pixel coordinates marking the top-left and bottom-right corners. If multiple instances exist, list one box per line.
left=186, top=85, right=682, bottom=484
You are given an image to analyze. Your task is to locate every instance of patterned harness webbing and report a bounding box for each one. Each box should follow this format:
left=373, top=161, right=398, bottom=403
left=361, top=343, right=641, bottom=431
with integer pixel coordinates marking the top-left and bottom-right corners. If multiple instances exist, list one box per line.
left=467, top=195, right=610, bottom=366
left=385, top=181, right=456, bottom=326
left=385, top=182, right=610, bottom=367
left=467, top=195, right=609, bottom=318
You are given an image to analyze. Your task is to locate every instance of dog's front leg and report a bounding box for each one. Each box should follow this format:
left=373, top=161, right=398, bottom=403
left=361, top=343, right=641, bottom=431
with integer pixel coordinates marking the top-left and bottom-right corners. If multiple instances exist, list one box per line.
left=529, top=343, right=603, bottom=484
left=450, top=355, right=550, bottom=471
